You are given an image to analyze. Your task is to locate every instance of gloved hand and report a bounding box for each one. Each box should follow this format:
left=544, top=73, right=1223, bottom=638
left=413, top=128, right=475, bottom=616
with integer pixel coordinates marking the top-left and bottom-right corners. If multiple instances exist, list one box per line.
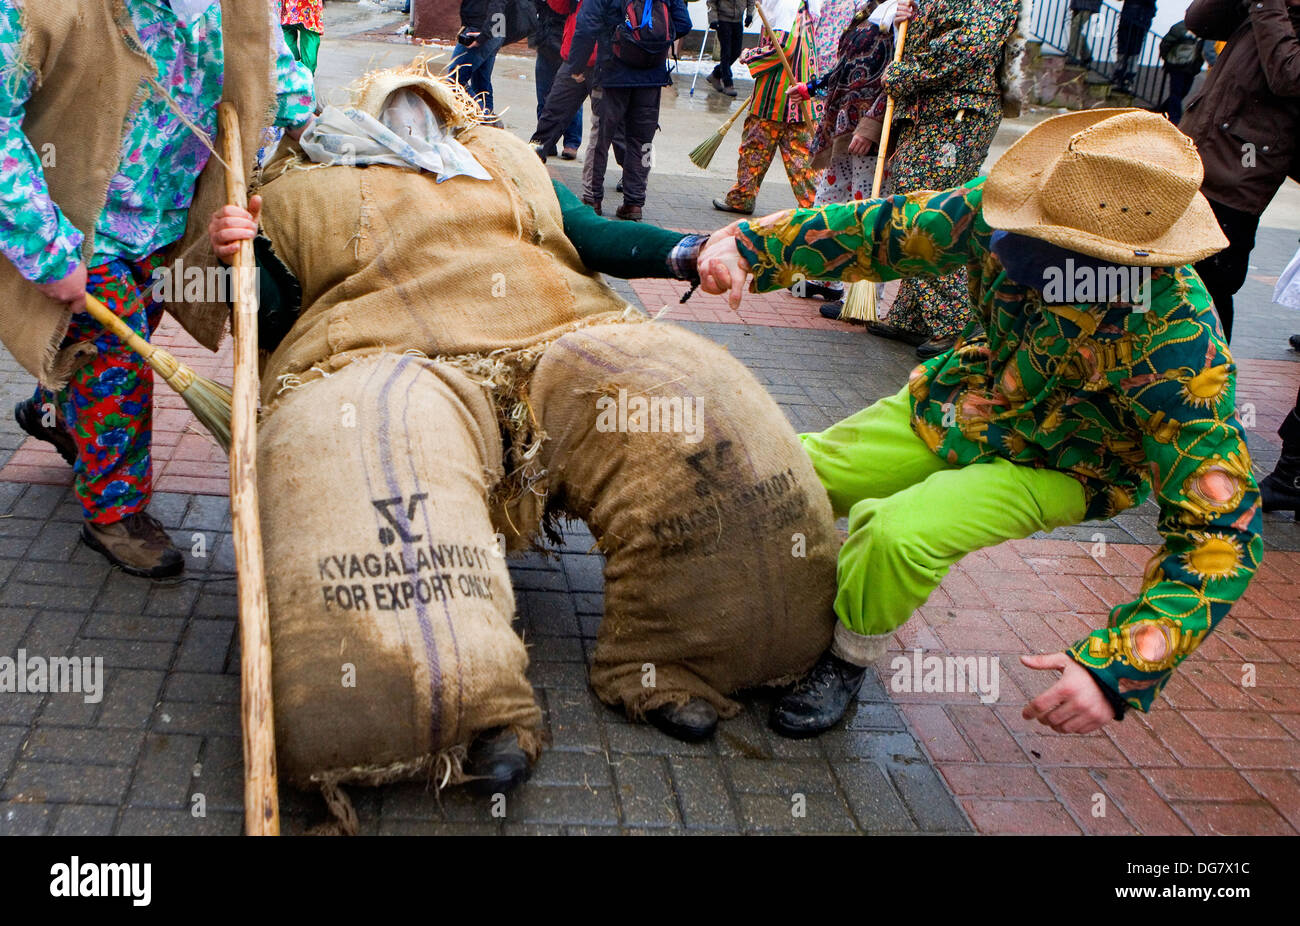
left=709, top=20, right=719, bottom=31
left=744, top=10, right=754, bottom=26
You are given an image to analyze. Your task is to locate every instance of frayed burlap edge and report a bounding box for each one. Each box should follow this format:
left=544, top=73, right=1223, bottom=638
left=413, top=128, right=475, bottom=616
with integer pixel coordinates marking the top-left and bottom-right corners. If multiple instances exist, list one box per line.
left=306, top=724, right=545, bottom=836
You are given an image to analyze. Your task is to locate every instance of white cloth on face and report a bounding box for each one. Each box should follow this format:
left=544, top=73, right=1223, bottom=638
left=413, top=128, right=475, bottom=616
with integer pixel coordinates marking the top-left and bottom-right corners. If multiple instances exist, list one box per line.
left=1274, top=244, right=1300, bottom=310
left=298, top=89, right=492, bottom=182
left=758, top=0, right=801, bottom=33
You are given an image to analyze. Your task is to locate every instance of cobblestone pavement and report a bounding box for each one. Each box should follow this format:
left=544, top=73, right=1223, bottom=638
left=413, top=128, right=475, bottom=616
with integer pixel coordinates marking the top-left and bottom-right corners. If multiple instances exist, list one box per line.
left=0, top=8, right=1297, bottom=836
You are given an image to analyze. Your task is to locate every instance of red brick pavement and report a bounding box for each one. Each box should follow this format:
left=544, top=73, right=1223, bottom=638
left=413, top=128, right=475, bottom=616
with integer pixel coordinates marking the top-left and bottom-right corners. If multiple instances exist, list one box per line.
left=1, top=287, right=1297, bottom=836
left=0, top=315, right=231, bottom=497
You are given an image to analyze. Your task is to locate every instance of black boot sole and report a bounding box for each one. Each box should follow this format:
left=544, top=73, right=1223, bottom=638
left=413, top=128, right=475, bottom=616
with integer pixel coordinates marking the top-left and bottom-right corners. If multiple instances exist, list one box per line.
left=14, top=400, right=77, bottom=466
left=80, top=524, right=185, bottom=579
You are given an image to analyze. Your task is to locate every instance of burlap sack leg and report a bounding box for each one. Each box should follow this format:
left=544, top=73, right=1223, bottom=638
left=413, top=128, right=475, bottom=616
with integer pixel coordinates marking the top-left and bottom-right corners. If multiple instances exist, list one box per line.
left=258, top=352, right=542, bottom=796
left=529, top=322, right=839, bottom=720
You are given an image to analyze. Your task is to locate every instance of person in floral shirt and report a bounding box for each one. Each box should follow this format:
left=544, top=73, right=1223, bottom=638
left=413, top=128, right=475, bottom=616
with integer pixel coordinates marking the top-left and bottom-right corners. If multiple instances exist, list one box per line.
left=1, top=0, right=315, bottom=578
left=697, top=109, right=1263, bottom=738
left=281, top=0, right=324, bottom=73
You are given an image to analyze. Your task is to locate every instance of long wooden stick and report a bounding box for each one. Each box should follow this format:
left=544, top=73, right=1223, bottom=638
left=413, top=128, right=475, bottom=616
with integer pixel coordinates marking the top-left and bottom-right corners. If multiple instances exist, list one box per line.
left=841, top=18, right=909, bottom=322
left=755, top=3, right=812, bottom=124
left=218, top=102, right=280, bottom=836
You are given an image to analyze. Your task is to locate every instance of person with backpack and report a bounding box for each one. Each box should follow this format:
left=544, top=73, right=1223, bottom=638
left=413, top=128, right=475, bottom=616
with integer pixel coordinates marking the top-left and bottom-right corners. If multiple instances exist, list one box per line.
left=1157, top=19, right=1204, bottom=122
left=706, top=0, right=756, bottom=97
left=533, top=0, right=585, bottom=158
left=567, top=0, right=693, bottom=220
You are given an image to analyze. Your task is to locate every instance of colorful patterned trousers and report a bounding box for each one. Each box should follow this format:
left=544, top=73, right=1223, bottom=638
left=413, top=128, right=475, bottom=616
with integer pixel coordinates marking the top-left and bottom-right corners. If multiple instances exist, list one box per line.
left=884, top=107, right=1001, bottom=340
left=33, top=255, right=165, bottom=525
left=723, top=115, right=819, bottom=214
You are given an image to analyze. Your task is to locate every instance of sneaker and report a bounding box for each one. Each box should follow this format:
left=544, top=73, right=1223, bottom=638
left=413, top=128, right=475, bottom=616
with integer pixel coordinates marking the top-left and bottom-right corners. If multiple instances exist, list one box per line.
left=14, top=398, right=77, bottom=466
left=722, top=81, right=738, bottom=98
left=707, top=73, right=727, bottom=96
left=81, top=511, right=184, bottom=578
left=560, top=146, right=579, bottom=160
left=615, top=203, right=643, bottom=221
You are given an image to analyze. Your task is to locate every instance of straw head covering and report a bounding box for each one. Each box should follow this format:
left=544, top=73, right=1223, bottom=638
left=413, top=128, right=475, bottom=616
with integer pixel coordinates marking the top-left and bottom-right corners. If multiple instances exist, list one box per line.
left=982, top=108, right=1227, bottom=267
left=347, top=58, right=488, bottom=128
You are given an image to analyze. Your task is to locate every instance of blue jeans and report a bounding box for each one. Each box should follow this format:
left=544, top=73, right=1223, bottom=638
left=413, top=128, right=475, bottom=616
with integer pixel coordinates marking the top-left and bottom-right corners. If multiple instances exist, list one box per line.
left=447, top=34, right=506, bottom=114
left=535, top=54, right=582, bottom=151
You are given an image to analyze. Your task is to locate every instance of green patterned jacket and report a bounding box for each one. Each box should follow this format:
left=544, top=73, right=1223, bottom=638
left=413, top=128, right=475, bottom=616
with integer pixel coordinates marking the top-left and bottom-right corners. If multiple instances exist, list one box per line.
left=735, top=178, right=1263, bottom=712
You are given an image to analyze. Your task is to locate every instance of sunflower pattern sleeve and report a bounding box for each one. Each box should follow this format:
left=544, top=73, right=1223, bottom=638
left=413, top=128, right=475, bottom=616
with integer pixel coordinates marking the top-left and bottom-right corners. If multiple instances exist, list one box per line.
left=734, top=182, right=988, bottom=294
left=1068, top=271, right=1263, bottom=712
left=0, top=4, right=85, bottom=284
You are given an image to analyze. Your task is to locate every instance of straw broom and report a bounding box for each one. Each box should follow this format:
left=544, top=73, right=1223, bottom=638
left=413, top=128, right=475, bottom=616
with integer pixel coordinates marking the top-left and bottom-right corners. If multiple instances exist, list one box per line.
left=840, top=19, right=909, bottom=323
left=80, top=294, right=233, bottom=451
left=689, top=95, right=754, bottom=169
left=217, top=102, right=280, bottom=836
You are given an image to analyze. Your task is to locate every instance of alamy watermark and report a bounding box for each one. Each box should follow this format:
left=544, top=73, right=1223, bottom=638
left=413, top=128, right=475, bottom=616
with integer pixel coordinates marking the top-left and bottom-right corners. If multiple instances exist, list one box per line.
left=0, top=650, right=104, bottom=703
left=1042, top=260, right=1152, bottom=312
left=889, top=648, right=1000, bottom=704
left=595, top=389, right=704, bottom=444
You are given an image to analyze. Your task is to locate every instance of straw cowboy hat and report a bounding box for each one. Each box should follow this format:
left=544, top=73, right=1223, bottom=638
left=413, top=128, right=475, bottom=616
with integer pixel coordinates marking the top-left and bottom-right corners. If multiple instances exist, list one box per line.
left=982, top=108, right=1228, bottom=267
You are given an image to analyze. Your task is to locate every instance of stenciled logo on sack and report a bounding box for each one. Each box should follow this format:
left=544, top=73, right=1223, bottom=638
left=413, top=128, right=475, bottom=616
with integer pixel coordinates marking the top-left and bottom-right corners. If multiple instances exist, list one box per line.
left=1041, top=260, right=1152, bottom=312
left=0, top=650, right=103, bottom=704
left=594, top=389, right=704, bottom=444
left=889, top=648, right=1000, bottom=704
left=49, top=857, right=150, bottom=906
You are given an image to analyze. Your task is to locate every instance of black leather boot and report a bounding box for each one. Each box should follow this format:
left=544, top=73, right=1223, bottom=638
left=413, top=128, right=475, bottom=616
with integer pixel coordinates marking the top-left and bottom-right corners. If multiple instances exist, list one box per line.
left=1260, top=452, right=1300, bottom=515
left=464, top=727, right=530, bottom=795
left=769, top=650, right=866, bottom=738
left=646, top=698, right=718, bottom=742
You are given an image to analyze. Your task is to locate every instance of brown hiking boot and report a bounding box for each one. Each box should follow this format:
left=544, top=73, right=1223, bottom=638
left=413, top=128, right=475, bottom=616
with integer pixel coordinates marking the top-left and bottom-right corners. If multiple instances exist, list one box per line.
left=82, top=512, right=184, bottom=578
left=615, top=203, right=643, bottom=221
left=14, top=398, right=77, bottom=466
left=582, top=197, right=602, bottom=216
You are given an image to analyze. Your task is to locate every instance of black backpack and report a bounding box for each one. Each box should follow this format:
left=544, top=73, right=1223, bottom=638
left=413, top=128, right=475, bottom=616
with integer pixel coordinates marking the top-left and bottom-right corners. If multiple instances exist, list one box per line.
left=613, top=0, right=672, bottom=68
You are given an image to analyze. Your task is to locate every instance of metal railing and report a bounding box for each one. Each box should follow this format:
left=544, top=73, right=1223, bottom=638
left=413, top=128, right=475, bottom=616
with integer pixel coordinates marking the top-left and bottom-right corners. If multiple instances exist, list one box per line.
left=1028, top=0, right=1170, bottom=107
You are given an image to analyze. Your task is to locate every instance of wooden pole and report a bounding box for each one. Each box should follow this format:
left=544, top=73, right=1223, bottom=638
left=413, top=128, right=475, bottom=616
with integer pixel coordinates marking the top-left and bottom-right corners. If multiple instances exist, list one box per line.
left=841, top=19, right=909, bottom=322
left=218, top=102, right=280, bottom=836
left=755, top=3, right=812, bottom=125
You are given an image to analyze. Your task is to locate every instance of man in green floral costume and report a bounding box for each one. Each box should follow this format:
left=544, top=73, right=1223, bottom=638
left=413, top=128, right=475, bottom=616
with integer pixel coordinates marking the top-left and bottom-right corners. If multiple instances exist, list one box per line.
left=698, top=109, right=1263, bottom=737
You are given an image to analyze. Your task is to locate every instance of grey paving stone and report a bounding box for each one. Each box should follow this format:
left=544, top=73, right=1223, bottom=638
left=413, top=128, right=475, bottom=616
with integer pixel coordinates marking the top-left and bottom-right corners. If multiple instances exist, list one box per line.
left=526, top=660, right=590, bottom=690
left=525, top=634, right=584, bottom=663
left=737, top=791, right=858, bottom=834
left=379, top=819, right=501, bottom=835
left=173, top=621, right=235, bottom=673
left=888, top=761, right=971, bottom=833
left=843, top=700, right=907, bottom=731
left=155, top=701, right=242, bottom=738
left=2, top=760, right=130, bottom=804
left=833, top=760, right=921, bottom=833
left=127, top=734, right=203, bottom=810
left=51, top=803, right=119, bottom=836
left=603, top=721, right=713, bottom=757
left=519, top=589, right=579, bottom=634
left=529, top=748, right=612, bottom=788
left=116, top=808, right=242, bottom=836
left=19, top=726, right=142, bottom=766
left=726, top=757, right=838, bottom=795
left=0, top=801, right=53, bottom=835
left=560, top=553, right=605, bottom=593
left=611, top=754, right=681, bottom=827
left=193, top=736, right=249, bottom=814
left=18, top=610, right=82, bottom=655
left=83, top=613, right=186, bottom=643
left=507, top=783, right=619, bottom=826
left=669, top=756, right=738, bottom=830
left=73, top=638, right=175, bottom=671
left=93, top=572, right=154, bottom=614
left=95, top=669, right=165, bottom=729
left=162, top=671, right=240, bottom=704
left=819, top=728, right=925, bottom=763
left=0, top=693, right=44, bottom=726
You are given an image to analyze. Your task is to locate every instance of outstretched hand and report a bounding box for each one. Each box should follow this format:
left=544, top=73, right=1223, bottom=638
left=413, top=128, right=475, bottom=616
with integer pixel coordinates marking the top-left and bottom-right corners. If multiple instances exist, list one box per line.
left=1021, top=652, right=1115, bottom=735
left=209, top=195, right=263, bottom=264
left=698, top=220, right=751, bottom=310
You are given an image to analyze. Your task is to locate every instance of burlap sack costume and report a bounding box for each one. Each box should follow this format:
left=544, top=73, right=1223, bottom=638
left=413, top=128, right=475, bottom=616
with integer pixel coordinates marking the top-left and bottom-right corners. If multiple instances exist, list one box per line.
left=0, top=0, right=279, bottom=388
left=254, top=65, right=837, bottom=812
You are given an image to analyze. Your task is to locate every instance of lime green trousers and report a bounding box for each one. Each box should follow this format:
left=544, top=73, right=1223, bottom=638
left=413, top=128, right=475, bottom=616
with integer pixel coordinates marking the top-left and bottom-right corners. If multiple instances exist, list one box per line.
left=800, top=386, right=1088, bottom=641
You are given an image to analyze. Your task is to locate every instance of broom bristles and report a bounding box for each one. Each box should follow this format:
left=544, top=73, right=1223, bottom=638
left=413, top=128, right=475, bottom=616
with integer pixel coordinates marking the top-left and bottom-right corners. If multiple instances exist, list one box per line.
left=180, top=377, right=233, bottom=454
left=689, top=131, right=725, bottom=169
left=840, top=281, right=878, bottom=322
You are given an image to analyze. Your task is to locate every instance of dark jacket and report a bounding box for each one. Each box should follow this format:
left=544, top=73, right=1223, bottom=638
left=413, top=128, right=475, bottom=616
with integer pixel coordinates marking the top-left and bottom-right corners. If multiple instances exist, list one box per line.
left=706, top=0, right=755, bottom=23
left=568, top=0, right=693, bottom=87
left=1181, top=0, right=1300, bottom=214
left=461, top=0, right=509, bottom=32
left=1070, top=0, right=1102, bottom=12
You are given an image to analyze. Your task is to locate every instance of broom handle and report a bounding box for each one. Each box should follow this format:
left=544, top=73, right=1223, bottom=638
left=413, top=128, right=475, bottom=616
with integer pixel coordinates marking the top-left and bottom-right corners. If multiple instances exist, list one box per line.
left=869, top=19, right=909, bottom=198
left=755, top=3, right=812, bottom=124
left=82, top=293, right=156, bottom=360
left=218, top=102, right=280, bottom=837
left=721, top=94, right=754, bottom=133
